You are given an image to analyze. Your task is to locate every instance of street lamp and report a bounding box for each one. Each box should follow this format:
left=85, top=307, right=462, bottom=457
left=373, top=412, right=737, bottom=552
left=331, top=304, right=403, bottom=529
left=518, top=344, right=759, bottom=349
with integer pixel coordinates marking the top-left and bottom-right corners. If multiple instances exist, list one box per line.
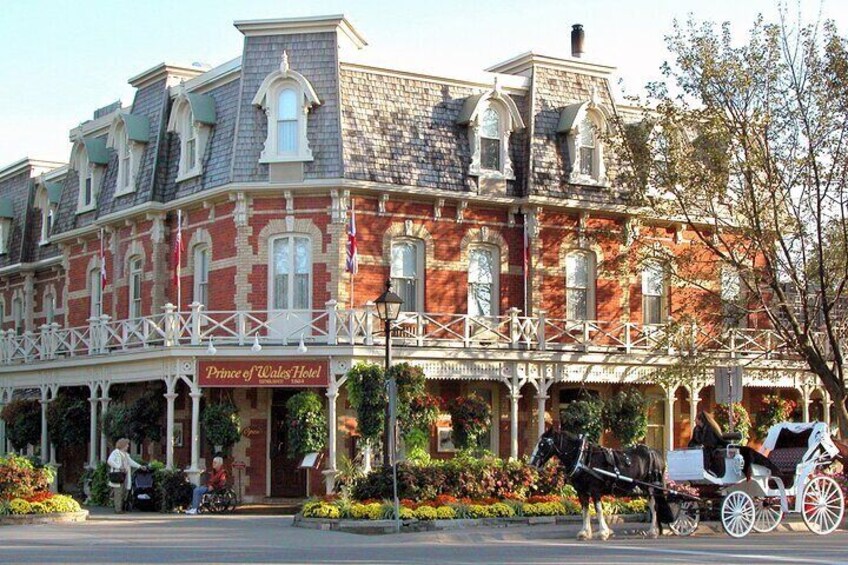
left=374, top=279, right=403, bottom=532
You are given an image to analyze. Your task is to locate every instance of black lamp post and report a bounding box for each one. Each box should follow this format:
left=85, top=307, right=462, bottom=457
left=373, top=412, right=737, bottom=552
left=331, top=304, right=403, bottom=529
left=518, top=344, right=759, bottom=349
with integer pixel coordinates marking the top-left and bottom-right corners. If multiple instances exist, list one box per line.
left=374, top=279, right=403, bottom=467
left=374, top=279, right=403, bottom=532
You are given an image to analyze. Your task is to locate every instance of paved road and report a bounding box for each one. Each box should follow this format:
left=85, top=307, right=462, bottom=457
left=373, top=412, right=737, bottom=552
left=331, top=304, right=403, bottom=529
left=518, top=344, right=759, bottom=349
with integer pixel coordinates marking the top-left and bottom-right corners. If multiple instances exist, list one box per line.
left=2, top=512, right=847, bottom=564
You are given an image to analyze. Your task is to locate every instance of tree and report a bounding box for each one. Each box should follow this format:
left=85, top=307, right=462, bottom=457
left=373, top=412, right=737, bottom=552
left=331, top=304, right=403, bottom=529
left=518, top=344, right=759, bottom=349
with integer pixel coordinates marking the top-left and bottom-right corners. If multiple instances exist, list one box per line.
left=620, top=13, right=848, bottom=436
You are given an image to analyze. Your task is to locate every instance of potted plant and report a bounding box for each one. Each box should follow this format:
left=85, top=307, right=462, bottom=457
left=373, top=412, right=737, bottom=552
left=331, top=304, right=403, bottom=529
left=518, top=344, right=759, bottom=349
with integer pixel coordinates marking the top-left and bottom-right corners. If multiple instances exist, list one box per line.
left=603, top=389, right=650, bottom=446
left=285, top=391, right=327, bottom=458
left=1, top=399, right=42, bottom=453
left=559, top=397, right=604, bottom=443
left=447, top=392, right=491, bottom=451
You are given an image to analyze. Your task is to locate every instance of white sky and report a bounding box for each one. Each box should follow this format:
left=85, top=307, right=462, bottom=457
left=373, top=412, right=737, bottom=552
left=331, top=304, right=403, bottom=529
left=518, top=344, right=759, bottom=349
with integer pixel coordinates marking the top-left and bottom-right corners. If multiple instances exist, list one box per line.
left=0, top=0, right=844, bottom=167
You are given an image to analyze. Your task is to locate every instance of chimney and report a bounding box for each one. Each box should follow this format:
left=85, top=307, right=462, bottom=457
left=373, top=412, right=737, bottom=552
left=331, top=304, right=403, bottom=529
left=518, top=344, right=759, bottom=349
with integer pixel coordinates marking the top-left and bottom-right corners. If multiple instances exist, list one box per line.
left=571, top=24, right=585, bottom=58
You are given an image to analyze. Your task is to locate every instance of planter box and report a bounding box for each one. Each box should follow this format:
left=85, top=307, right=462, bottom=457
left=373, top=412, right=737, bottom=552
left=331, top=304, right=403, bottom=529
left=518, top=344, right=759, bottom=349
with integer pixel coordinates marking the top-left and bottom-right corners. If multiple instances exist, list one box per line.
left=0, top=510, right=89, bottom=527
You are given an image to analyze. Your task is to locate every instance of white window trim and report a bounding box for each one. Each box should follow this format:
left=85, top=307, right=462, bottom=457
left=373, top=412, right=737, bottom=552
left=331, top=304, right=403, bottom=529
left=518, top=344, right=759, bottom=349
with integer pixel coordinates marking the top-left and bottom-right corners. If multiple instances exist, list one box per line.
left=268, top=234, right=313, bottom=312
left=89, top=268, right=102, bottom=319
left=568, top=109, right=607, bottom=186
left=467, top=244, right=500, bottom=317
left=642, top=261, right=669, bottom=326
left=128, top=256, right=143, bottom=320
left=0, top=218, right=11, bottom=255
left=390, top=238, right=425, bottom=314
left=34, top=184, right=55, bottom=246
left=192, top=244, right=210, bottom=307
left=565, top=250, right=597, bottom=321
left=106, top=115, right=148, bottom=198
left=252, top=52, right=321, bottom=164
left=71, top=142, right=104, bottom=214
left=167, top=93, right=214, bottom=183
left=463, top=91, right=524, bottom=181
left=11, top=294, right=23, bottom=336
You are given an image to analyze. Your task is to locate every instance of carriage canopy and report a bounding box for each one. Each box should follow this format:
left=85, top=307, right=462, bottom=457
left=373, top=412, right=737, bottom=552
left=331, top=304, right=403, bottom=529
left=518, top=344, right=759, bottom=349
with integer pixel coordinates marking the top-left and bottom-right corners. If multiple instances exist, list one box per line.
left=761, top=422, right=839, bottom=460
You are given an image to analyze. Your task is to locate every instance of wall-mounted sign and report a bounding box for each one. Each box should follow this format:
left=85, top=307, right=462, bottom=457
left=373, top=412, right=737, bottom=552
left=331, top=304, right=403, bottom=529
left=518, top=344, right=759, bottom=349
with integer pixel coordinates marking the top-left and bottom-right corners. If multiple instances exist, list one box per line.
left=198, top=359, right=329, bottom=388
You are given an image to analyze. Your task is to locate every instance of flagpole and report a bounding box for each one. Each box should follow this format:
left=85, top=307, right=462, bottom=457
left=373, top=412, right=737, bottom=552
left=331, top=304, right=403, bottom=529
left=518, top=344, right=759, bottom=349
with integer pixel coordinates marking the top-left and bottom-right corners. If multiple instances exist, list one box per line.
left=99, top=228, right=105, bottom=319
left=176, top=210, right=182, bottom=311
left=349, top=200, right=355, bottom=310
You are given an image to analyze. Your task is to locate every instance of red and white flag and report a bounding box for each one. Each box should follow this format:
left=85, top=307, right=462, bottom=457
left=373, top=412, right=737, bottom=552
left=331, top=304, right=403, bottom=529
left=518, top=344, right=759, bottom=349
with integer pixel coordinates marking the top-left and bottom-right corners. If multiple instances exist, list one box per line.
left=345, top=202, right=358, bottom=275
left=99, top=228, right=107, bottom=292
left=172, top=210, right=184, bottom=302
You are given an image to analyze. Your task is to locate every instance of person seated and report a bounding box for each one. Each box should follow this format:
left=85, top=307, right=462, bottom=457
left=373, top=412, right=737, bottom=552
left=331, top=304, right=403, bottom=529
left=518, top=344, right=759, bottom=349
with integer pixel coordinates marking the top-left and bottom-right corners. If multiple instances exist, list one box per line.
left=185, top=456, right=228, bottom=515
left=688, top=411, right=730, bottom=476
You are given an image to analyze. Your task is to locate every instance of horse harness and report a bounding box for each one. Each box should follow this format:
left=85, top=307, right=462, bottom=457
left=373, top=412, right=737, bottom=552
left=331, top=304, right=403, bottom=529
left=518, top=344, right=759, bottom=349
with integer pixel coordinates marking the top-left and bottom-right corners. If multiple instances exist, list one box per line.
left=555, top=435, right=633, bottom=487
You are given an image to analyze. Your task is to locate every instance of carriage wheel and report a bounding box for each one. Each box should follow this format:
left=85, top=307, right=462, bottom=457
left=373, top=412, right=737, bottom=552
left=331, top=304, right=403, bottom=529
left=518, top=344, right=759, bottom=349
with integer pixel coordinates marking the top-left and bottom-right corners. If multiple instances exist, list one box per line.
left=752, top=498, right=782, bottom=533
left=721, top=491, right=756, bottom=538
left=802, top=475, right=845, bottom=535
left=669, top=500, right=700, bottom=537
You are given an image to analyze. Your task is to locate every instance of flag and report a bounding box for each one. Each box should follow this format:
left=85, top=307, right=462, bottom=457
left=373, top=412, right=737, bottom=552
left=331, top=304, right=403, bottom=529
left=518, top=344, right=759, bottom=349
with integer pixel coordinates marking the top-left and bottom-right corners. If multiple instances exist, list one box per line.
left=172, top=210, right=184, bottom=297
left=345, top=202, right=358, bottom=274
left=99, top=228, right=107, bottom=291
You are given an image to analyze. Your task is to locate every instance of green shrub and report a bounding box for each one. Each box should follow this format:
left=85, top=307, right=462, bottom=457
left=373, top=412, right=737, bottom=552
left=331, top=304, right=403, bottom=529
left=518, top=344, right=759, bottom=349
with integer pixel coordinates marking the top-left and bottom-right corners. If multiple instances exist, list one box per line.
left=345, top=363, right=386, bottom=445
left=414, top=505, right=438, bottom=520
left=603, top=389, right=649, bottom=446
left=285, top=391, right=327, bottom=458
left=154, top=468, right=193, bottom=512
left=202, top=403, right=241, bottom=451
left=560, top=397, right=604, bottom=443
left=8, top=498, right=32, bottom=514
left=43, top=494, right=81, bottom=513
left=84, top=462, right=111, bottom=506
left=46, top=391, right=90, bottom=449
left=755, top=395, right=796, bottom=440
left=435, top=505, right=456, bottom=519
left=714, top=403, right=752, bottom=445
left=1, top=400, right=41, bottom=451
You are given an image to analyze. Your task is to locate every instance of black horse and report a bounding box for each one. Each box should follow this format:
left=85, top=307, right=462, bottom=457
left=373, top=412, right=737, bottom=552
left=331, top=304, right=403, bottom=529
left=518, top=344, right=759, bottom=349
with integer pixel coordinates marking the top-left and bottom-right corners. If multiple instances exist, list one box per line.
left=531, top=428, right=665, bottom=540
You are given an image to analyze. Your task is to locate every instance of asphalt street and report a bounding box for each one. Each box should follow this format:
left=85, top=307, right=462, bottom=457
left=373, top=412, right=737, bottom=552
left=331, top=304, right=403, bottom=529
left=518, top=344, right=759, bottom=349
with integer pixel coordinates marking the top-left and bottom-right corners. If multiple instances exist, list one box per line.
left=1, top=511, right=847, bottom=564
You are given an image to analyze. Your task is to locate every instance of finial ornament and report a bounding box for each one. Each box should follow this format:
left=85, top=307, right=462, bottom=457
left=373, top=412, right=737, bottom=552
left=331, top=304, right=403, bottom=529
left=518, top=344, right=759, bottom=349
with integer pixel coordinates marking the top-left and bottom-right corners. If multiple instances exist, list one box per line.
left=589, top=84, right=600, bottom=106
left=280, top=50, right=289, bottom=73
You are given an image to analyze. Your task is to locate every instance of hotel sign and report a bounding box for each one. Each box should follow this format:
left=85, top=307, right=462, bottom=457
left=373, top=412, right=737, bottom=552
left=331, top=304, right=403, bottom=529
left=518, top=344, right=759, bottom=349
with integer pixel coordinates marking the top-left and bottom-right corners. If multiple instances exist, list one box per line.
left=198, top=359, right=328, bottom=388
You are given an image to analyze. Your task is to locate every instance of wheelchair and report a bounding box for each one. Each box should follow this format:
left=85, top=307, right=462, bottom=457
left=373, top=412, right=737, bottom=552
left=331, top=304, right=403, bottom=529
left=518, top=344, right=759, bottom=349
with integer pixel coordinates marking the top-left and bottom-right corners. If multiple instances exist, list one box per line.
left=198, top=487, right=238, bottom=514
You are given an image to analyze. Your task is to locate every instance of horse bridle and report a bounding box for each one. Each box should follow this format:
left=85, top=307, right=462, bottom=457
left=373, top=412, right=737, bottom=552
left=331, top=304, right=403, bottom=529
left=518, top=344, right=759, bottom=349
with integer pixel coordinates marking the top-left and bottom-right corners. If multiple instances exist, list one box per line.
left=544, top=433, right=588, bottom=478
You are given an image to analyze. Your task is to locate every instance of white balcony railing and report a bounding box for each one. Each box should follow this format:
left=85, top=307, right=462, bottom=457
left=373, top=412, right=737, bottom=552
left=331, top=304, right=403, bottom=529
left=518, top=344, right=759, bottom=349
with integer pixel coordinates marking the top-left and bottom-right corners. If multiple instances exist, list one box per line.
left=0, top=301, right=801, bottom=366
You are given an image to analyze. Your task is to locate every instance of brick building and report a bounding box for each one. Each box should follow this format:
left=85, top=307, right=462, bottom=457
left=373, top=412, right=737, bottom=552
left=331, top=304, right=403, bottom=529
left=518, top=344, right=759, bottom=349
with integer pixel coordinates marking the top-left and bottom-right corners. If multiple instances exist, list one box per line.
left=0, top=15, right=831, bottom=499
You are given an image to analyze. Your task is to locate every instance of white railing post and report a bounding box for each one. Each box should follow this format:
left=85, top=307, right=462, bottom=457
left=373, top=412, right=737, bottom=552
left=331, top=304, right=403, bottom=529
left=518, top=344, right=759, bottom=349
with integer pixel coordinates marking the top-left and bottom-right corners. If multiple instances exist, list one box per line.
left=364, top=301, right=375, bottom=346
left=326, top=300, right=338, bottom=345
left=537, top=310, right=547, bottom=351
left=88, top=317, right=99, bottom=355
left=582, top=319, right=591, bottom=352
left=99, top=315, right=111, bottom=354
left=237, top=312, right=247, bottom=346
left=163, top=303, right=177, bottom=347
left=0, top=330, right=8, bottom=364
left=625, top=322, right=632, bottom=354
left=464, top=315, right=471, bottom=348
left=39, top=325, right=51, bottom=360
left=729, top=329, right=737, bottom=359
left=508, top=307, right=521, bottom=349
left=416, top=315, right=425, bottom=347
left=190, top=302, right=202, bottom=346
left=50, top=323, right=60, bottom=358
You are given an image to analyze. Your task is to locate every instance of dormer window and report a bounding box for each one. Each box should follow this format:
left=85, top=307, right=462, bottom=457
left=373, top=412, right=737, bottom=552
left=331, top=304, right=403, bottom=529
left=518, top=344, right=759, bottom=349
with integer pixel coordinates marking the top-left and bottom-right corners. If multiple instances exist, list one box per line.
left=35, top=182, right=61, bottom=245
left=457, top=87, right=525, bottom=183
left=253, top=52, right=321, bottom=164
left=71, top=137, right=109, bottom=213
left=0, top=197, right=14, bottom=255
left=558, top=96, right=611, bottom=185
left=107, top=113, right=150, bottom=196
left=167, top=91, right=217, bottom=182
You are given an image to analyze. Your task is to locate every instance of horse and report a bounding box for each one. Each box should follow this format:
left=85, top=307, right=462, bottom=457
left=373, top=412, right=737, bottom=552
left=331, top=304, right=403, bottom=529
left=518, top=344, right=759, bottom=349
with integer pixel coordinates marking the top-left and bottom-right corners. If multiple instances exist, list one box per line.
left=530, top=427, right=665, bottom=540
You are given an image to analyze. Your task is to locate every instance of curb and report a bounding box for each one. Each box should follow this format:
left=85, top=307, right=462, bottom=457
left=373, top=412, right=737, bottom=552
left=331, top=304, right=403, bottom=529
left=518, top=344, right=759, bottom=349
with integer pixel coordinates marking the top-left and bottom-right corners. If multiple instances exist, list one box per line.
left=0, top=510, right=89, bottom=527
left=293, top=513, right=648, bottom=535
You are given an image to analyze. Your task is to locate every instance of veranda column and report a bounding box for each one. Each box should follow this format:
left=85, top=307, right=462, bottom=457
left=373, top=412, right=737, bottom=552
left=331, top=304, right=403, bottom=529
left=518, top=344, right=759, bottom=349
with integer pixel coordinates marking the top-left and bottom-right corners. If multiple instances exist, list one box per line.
left=510, top=391, right=521, bottom=459
left=664, top=388, right=676, bottom=452
left=187, top=389, right=202, bottom=484
left=801, top=387, right=810, bottom=423
left=824, top=391, right=833, bottom=428
left=39, top=388, right=50, bottom=462
left=324, top=386, right=339, bottom=494
left=88, top=392, right=99, bottom=468
left=535, top=393, right=548, bottom=440
left=165, top=392, right=177, bottom=469
left=99, top=396, right=110, bottom=461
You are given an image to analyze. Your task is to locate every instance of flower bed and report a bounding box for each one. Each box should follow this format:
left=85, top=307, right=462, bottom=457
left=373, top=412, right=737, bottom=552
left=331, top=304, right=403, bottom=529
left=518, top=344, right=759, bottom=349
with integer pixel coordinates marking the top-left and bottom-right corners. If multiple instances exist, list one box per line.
left=301, top=494, right=648, bottom=521
left=0, top=493, right=82, bottom=516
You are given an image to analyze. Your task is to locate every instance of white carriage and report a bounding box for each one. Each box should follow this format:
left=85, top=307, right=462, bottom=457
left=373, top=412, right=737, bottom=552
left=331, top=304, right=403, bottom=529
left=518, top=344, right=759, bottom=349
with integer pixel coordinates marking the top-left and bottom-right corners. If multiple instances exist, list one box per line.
left=666, top=422, right=845, bottom=538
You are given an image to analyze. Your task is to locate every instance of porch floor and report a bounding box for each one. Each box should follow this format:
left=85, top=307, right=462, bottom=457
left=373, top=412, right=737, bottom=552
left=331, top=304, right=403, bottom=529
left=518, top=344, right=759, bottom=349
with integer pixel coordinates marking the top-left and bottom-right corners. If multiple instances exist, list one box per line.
left=234, top=497, right=306, bottom=515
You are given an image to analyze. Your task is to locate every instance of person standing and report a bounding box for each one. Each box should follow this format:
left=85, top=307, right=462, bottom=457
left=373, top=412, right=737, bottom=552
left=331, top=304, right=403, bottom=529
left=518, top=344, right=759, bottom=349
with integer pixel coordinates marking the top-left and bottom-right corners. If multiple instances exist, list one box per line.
left=107, top=438, right=144, bottom=513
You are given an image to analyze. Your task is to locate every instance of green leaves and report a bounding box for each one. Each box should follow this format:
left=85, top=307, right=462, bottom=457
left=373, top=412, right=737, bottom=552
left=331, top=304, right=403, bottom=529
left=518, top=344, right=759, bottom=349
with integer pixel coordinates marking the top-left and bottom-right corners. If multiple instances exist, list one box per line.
left=201, top=403, right=241, bottom=450
left=603, top=389, right=650, bottom=446
left=285, top=391, right=327, bottom=458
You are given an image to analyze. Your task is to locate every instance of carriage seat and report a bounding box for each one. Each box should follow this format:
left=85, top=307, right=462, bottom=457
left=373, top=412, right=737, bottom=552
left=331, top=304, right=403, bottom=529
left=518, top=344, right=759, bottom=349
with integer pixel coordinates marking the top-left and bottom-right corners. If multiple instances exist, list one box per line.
left=722, top=432, right=743, bottom=442
left=767, top=447, right=807, bottom=475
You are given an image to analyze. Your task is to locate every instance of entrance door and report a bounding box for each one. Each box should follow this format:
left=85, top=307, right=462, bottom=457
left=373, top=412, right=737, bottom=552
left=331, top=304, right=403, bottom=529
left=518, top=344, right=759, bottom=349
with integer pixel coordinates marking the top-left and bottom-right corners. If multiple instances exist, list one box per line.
left=270, top=390, right=307, bottom=497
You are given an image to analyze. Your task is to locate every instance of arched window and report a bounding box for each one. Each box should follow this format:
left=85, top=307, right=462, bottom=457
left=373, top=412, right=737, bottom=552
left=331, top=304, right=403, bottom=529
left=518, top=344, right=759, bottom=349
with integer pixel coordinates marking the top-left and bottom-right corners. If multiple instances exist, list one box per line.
left=468, top=246, right=498, bottom=317
left=11, top=297, right=22, bottom=336
left=578, top=113, right=598, bottom=177
left=558, top=101, right=609, bottom=185
left=128, top=256, right=142, bottom=319
left=479, top=107, right=501, bottom=172
left=193, top=245, right=209, bottom=307
left=167, top=91, right=217, bottom=182
left=642, top=262, right=668, bottom=325
left=89, top=268, right=102, bottom=318
left=252, top=53, right=321, bottom=164
left=391, top=240, right=423, bottom=313
left=277, top=88, right=299, bottom=155
left=271, top=236, right=311, bottom=311
left=107, top=113, right=149, bottom=196
left=565, top=250, right=596, bottom=321
left=118, top=126, right=132, bottom=192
